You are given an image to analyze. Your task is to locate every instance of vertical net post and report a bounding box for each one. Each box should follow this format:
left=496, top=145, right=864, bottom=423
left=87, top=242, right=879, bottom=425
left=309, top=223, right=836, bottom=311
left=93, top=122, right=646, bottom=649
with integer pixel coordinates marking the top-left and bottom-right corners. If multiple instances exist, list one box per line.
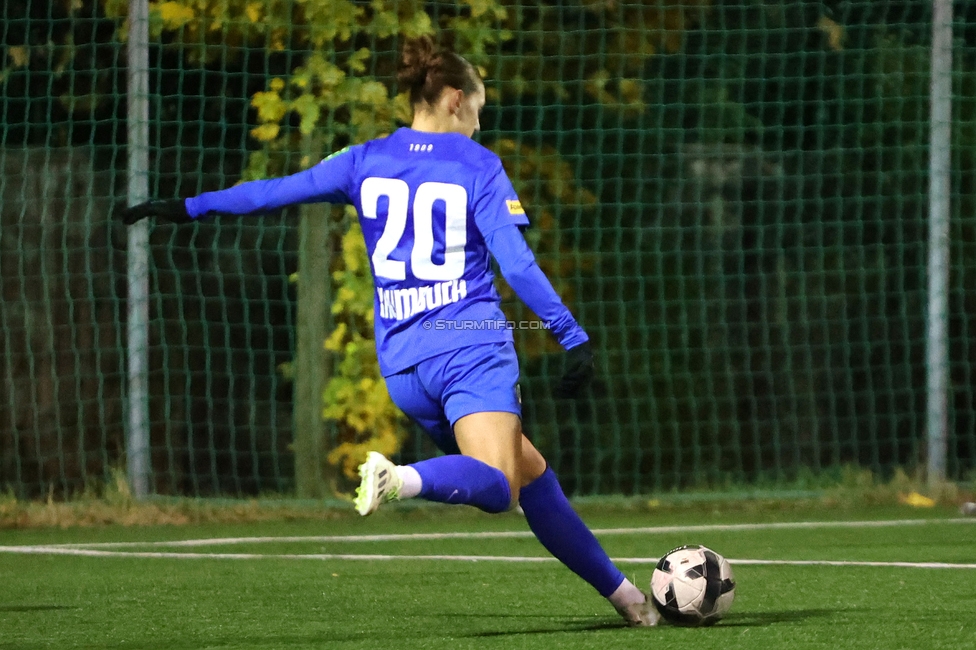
left=927, top=0, right=953, bottom=488
left=125, top=0, right=151, bottom=499
left=293, top=139, right=331, bottom=498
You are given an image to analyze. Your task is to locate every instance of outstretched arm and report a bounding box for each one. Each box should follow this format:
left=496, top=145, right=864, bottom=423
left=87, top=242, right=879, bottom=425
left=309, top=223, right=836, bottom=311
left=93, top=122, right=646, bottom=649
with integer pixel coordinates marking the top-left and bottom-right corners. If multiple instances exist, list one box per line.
left=187, top=161, right=351, bottom=218
left=121, top=147, right=357, bottom=224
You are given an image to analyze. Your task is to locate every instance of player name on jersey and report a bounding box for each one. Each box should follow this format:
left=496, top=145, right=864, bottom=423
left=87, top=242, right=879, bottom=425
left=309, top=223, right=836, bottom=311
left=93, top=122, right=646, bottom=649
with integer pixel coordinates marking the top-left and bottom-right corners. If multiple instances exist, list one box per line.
left=377, top=280, right=468, bottom=321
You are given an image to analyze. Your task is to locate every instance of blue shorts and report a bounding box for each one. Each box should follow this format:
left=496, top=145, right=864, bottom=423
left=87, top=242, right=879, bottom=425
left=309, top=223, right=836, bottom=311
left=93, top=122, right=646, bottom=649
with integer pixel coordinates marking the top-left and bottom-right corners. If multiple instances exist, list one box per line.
left=384, top=342, right=522, bottom=455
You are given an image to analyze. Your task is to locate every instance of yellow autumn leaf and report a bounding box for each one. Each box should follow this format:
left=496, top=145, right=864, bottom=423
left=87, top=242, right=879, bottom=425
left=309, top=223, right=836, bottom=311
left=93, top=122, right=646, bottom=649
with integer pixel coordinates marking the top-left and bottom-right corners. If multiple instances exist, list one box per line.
left=101, top=0, right=128, bottom=18
left=400, top=10, right=434, bottom=38
left=249, top=123, right=280, bottom=142
left=291, top=93, right=321, bottom=135
left=464, top=0, right=494, bottom=19
left=324, top=323, right=348, bottom=351
left=336, top=287, right=356, bottom=303
left=619, top=78, right=643, bottom=105
left=155, top=1, right=196, bottom=29
left=7, top=46, right=29, bottom=68
left=345, top=48, right=371, bottom=74
left=898, top=492, right=936, bottom=508
left=250, top=89, right=287, bottom=123
left=817, top=15, right=845, bottom=51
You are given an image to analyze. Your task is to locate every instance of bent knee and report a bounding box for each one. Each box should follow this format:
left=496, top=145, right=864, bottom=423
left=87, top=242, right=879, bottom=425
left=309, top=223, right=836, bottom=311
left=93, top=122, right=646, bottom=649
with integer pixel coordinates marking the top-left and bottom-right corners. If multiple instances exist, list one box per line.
left=481, top=481, right=515, bottom=514
left=473, top=465, right=516, bottom=514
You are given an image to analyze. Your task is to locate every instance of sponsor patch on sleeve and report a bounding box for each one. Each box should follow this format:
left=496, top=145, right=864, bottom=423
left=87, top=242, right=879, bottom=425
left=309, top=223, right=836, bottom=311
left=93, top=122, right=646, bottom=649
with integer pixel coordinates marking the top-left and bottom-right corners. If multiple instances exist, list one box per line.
left=506, top=199, right=525, bottom=215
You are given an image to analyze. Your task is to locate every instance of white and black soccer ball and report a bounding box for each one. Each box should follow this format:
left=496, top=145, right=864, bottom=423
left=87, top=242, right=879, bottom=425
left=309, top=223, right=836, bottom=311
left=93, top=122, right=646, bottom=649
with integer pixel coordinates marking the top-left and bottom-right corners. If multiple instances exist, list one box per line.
left=650, top=544, right=736, bottom=626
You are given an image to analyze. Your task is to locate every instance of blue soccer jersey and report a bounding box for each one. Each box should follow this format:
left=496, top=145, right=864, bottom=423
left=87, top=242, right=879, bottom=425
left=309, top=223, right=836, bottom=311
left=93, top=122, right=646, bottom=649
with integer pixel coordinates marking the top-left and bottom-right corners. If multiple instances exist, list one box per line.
left=186, top=127, right=588, bottom=376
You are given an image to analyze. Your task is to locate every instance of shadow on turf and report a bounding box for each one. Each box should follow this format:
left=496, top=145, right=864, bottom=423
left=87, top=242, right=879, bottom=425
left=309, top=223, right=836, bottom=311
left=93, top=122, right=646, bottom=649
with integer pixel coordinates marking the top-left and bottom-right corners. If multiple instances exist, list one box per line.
left=709, top=609, right=838, bottom=627
left=468, top=622, right=623, bottom=637
left=447, top=608, right=838, bottom=637
left=0, top=605, right=77, bottom=613
left=424, top=612, right=625, bottom=636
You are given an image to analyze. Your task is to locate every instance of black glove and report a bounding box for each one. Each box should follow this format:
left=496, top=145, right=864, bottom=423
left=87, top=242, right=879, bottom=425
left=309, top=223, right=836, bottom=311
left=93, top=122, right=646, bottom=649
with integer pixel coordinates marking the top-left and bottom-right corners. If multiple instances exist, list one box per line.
left=554, top=341, right=594, bottom=399
left=120, top=199, right=194, bottom=225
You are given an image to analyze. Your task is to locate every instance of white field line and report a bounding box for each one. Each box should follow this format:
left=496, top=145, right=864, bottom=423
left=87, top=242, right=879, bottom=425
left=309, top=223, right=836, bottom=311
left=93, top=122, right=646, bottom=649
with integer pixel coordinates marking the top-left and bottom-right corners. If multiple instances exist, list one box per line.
left=39, top=516, right=976, bottom=550
left=0, top=547, right=554, bottom=562
left=0, top=545, right=974, bottom=570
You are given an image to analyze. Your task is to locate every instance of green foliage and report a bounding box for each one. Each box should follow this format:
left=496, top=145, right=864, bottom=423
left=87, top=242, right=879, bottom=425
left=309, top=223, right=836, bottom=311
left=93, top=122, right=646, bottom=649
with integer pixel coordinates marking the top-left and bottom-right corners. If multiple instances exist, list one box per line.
left=322, top=216, right=403, bottom=480
left=9, top=0, right=976, bottom=498
left=96, top=0, right=613, bottom=487
left=558, top=5, right=971, bottom=493
left=491, top=0, right=713, bottom=108
left=131, top=0, right=619, bottom=481
left=149, top=1, right=517, bottom=480
left=1, top=0, right=120, bottom=147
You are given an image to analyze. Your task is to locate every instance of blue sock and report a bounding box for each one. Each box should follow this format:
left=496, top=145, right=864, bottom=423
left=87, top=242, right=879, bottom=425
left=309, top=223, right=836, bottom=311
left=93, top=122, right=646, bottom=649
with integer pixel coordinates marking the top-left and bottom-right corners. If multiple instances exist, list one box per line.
left=411, top=456, right=512, bottom=514
left=519, top=467, right=625, bottom=597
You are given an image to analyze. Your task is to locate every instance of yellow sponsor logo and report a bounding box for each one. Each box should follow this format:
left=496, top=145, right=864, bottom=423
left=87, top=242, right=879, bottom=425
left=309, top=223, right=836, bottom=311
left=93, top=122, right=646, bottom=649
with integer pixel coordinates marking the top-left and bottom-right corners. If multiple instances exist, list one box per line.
left=506, top=199, right=525, bottom=215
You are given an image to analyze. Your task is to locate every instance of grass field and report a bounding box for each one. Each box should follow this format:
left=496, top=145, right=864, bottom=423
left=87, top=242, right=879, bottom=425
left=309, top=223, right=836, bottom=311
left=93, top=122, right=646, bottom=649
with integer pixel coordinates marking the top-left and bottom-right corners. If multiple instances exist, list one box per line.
left=1, top=503, right=974, bottom=650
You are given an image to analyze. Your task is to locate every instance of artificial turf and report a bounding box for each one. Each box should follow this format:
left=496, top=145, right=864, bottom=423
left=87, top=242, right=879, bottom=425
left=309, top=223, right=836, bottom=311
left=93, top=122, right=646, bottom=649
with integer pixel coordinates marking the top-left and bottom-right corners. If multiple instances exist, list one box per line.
left=1, top=505, right=974, bottom=650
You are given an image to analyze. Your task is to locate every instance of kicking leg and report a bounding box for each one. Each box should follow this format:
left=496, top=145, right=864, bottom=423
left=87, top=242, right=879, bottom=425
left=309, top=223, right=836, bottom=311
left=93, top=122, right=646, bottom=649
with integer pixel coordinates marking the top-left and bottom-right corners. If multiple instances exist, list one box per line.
left=355, top=448, right=512, bottom=515
left=357, top=344, right=525, bottom=515
left=517, top=434, right=659, bottom=626
left=356, top=362, right=515, bottom=515
left=355, top=412, right=518, bottom=515
left=387, top=410, right=521, bottom=514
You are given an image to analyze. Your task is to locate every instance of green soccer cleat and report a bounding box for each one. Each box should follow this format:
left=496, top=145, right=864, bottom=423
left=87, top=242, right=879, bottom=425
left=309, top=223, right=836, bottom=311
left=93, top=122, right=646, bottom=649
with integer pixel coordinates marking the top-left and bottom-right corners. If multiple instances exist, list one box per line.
left=354, top=451, right=403, bottom=516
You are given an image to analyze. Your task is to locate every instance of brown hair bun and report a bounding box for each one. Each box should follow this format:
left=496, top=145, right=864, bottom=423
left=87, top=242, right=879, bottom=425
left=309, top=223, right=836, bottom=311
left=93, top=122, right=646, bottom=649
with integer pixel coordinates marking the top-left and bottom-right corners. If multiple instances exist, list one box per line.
left=398, top=35, right=481, bottom=106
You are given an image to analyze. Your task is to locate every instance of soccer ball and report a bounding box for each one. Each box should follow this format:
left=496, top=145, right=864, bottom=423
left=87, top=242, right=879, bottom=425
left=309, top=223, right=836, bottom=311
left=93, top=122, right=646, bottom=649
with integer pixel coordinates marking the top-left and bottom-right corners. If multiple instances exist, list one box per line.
left=650, top=544, right=736, bottom=626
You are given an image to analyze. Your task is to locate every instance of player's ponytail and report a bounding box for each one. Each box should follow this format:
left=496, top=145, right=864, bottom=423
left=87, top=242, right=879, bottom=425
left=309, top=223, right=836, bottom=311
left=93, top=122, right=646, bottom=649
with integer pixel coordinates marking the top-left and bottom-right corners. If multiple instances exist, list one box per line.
left=398, top=35, right=481, bottom=106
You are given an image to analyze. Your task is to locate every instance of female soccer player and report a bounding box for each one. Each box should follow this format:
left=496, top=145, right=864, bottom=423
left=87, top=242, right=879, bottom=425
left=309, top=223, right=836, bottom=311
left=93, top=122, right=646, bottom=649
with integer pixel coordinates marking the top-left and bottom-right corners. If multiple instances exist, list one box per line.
left=123, top=35, right=658, bottom=627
